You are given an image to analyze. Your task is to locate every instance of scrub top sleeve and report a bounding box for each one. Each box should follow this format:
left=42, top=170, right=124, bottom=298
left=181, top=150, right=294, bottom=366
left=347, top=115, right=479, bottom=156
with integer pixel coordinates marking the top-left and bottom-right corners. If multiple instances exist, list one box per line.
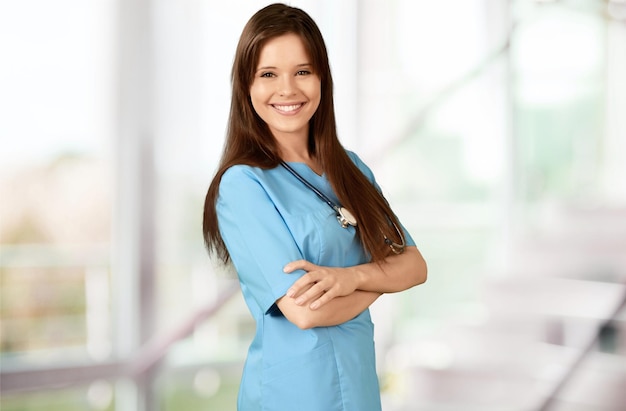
left=346, top=150, right=417, bottom=247
left=217, top=166, right=305, bottom=315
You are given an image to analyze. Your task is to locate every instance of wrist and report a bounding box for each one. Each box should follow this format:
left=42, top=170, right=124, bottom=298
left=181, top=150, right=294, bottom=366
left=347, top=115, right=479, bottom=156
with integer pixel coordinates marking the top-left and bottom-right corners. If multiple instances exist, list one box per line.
left=351, top=265, right=368, bottom=291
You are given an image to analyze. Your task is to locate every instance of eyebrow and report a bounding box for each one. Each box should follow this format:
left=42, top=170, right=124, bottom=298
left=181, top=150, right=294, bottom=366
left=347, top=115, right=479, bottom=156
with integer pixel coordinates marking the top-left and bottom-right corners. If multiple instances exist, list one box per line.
left=256, top=63, right=312, bottom=72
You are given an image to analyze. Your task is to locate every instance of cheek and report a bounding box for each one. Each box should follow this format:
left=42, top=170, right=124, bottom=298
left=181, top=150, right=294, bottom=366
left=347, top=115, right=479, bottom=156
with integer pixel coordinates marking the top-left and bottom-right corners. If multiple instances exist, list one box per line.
left=249, top=87, right=267, bottom=113
left=307, top=81, right=322, bottom=104
left=308, top=85, right=322, bottom=110
left=250, top=82, right=268, bottom=100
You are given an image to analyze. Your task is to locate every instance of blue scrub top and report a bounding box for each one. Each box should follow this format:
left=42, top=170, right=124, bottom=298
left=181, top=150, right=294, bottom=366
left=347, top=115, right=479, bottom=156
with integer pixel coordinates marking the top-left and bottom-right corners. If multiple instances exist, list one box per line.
left=216, top=151, right=415, bottom=411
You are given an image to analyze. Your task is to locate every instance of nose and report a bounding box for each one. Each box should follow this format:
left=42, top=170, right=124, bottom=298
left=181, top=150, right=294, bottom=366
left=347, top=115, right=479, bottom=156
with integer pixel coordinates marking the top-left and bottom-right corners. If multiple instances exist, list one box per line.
left=278, top=75, right=296, bottom=96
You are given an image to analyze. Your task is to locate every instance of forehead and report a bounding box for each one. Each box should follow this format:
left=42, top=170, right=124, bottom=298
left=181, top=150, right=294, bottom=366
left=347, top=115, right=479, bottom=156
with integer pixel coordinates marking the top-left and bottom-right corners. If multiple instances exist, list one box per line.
left=257, top=33, right=310, bottom=66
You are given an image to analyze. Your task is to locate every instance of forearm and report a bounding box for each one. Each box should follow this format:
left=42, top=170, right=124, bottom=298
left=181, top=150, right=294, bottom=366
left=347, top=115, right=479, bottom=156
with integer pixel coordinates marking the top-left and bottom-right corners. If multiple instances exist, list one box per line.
left=277, top=290, right=381, bottom=329
left=352, top=246, right=427, bottom=293
left=283, top=246, right=427, bottom=311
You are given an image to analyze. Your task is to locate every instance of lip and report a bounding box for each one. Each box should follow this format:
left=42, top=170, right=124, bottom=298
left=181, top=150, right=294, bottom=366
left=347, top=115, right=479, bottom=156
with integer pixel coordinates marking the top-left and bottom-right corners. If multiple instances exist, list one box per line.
left=271, top=102, right=305, bottom=115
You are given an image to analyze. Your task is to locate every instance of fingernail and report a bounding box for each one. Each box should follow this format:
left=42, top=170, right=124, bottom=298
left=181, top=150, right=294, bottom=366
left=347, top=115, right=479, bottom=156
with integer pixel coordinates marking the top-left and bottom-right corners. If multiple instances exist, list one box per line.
left=295, top=298, right=304, bottom=305
left=283, top=265, right=290, bottom=273
left=286, top=289, right=294, bottom=298
left=310, top=302, right=319, bottom=310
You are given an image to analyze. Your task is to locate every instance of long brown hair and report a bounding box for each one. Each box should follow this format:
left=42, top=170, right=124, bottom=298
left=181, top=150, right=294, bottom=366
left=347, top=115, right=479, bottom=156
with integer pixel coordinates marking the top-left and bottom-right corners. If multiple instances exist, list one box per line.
left=203, top=3, right=404, bottom=263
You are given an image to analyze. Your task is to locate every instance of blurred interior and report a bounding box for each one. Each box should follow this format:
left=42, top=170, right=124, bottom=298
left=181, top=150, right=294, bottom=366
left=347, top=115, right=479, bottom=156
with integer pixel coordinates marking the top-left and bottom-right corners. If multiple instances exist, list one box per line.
left=1, top=0, right=625, bottom=410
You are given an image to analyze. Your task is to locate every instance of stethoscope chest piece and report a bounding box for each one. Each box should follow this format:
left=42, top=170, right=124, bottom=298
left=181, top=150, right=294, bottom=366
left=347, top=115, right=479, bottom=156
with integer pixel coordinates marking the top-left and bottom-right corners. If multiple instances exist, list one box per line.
left=337, top=206, right=357, bottom=228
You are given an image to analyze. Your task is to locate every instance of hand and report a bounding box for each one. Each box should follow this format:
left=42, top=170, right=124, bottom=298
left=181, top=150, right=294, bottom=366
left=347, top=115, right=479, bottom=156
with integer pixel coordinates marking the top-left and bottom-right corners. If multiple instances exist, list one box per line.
left=283, top=260, right=359, bottom=310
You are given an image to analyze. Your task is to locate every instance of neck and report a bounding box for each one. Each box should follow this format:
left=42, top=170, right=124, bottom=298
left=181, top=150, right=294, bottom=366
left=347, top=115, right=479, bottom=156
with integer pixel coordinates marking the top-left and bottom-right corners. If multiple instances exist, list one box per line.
left=273, top=130, right=322, bottom=174
left=277, top=143, right=323, bottom=175
left=274, top=131, right=308, bottom=159
left=279, top=147, right=311, bottom=163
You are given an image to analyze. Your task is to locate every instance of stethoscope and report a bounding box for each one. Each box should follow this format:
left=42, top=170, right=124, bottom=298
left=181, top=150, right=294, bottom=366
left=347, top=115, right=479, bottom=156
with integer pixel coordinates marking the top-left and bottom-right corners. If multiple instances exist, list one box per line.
left=280, top=161, right=406, bottom=254
left=281, top=161, right=357, bottom=228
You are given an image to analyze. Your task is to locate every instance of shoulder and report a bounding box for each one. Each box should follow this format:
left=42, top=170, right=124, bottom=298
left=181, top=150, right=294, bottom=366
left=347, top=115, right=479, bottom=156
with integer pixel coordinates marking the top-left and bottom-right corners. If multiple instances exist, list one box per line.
left=220, top=164, right=278, bottom=187
left=218, top=164, right=274, bottom=198
left=345, top=149, right=360, bottom=165
left=221, top=164, right=256, bottom=183
left=219, top=163, right=292, bottom=201
left=345, top=150, right=376, bottom=183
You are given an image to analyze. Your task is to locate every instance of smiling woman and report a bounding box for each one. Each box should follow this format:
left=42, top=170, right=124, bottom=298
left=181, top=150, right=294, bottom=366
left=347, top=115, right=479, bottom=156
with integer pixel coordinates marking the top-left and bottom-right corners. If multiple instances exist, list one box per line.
left=202, top=3, right=426, bottom=411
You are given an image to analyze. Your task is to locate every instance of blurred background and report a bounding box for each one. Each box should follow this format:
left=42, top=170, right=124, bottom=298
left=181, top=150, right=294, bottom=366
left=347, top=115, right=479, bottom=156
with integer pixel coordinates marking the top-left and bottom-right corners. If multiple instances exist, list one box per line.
left=1, top=0, right=625, bottom=410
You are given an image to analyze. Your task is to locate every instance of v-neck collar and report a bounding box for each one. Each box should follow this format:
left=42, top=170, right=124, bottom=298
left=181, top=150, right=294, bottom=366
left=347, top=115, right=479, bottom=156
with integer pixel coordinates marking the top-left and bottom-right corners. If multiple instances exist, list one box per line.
left=284, top=161, right=325, bottom=178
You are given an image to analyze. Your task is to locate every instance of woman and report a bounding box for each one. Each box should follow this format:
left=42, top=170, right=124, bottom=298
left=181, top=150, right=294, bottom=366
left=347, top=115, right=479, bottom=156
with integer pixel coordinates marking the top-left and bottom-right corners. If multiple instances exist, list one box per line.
left=203, top=3, right=427, bottom=410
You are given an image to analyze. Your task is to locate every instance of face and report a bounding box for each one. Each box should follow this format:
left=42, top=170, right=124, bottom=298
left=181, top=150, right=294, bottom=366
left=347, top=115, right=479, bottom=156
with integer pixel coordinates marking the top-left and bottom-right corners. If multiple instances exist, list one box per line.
left=250, top=33, right=321, bottom=146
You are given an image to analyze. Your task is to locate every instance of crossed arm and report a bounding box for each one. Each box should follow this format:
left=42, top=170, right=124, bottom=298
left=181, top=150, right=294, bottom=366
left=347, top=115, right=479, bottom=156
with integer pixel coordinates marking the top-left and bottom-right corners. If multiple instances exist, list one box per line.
left=218, top=167, right=427, bottom=330
left=276, top=246, right=427, bottom=329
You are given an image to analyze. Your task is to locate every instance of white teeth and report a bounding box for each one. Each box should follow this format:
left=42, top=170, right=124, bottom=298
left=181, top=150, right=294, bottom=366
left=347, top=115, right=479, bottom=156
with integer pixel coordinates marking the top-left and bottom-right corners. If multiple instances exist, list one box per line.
left=273, top=104, right=302, bottom=112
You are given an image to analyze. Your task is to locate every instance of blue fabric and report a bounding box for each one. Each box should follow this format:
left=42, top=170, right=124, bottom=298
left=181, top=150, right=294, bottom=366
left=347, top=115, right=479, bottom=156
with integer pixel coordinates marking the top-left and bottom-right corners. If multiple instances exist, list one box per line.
left=216, top=151, right=415, bottom=411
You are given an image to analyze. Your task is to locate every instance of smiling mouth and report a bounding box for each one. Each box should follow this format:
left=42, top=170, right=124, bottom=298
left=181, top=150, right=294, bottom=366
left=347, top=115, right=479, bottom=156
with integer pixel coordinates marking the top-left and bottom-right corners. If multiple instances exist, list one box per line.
left=272, top=103, right=303, bottom=113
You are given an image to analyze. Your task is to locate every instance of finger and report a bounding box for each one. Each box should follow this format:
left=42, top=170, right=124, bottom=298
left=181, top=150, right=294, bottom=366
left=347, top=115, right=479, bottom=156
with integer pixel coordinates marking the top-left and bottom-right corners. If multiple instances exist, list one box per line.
left=285, top=274, right=316, bottom=298
left=294, top=282, right=327, bottom=306
left=283, top=259, right=318, bottom=273
left=309, top=290, right=336, bottom=310
left=286, top=272, right=321, bottom=298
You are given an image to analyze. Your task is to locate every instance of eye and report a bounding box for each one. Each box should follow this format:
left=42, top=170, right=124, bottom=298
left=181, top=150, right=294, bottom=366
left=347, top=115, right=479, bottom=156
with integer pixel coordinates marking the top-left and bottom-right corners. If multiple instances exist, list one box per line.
left=296, top=70, right=311, bottom=76
left=260, top=72, right=276, bottom=78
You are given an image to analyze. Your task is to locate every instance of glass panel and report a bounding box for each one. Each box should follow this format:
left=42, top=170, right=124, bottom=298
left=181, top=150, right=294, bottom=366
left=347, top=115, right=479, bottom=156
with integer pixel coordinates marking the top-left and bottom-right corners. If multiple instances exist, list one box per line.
left=1, top=266, right=87, bottom=352
left=0, top=0, right=116, bottom=366
left=511, top=0, right=606, bottom=211
left=367, top=0, right=510, bottom=332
